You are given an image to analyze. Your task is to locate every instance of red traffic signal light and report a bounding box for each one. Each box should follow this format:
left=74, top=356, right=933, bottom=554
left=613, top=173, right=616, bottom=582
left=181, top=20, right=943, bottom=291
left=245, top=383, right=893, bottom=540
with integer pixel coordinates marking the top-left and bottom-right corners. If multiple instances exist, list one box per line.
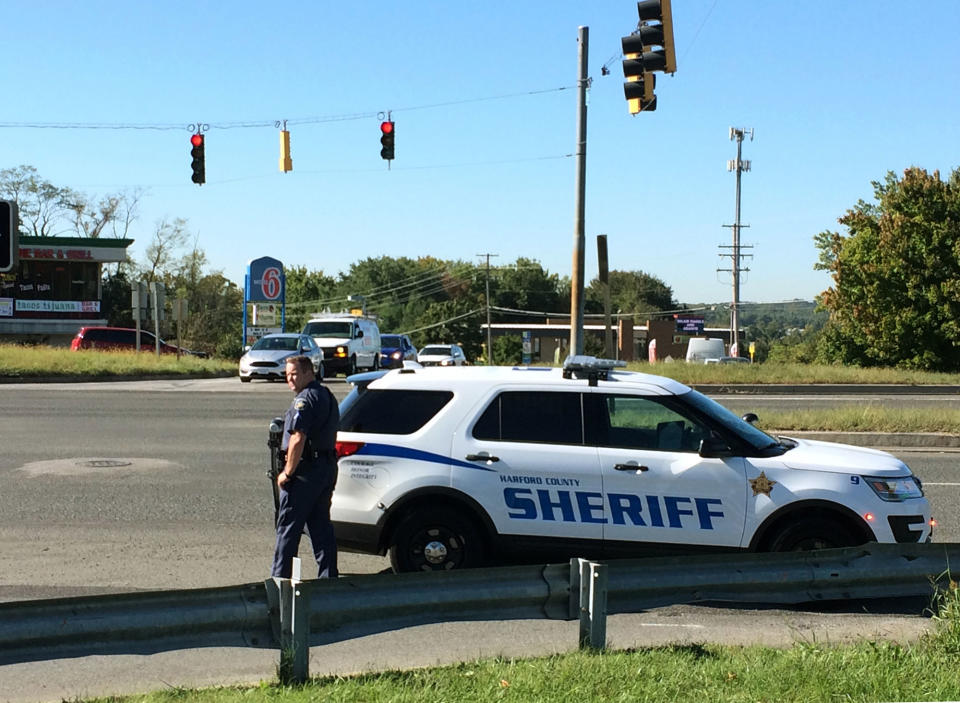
left=190, top=133, right=205, bottom=185
left=380, top=121, right=395, bottom=160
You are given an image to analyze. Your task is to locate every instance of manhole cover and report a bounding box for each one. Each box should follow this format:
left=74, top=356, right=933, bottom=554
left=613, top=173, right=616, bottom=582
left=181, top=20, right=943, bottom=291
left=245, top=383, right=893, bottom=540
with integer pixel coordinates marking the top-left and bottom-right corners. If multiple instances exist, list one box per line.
left=77, top=459, right=133, bottom=468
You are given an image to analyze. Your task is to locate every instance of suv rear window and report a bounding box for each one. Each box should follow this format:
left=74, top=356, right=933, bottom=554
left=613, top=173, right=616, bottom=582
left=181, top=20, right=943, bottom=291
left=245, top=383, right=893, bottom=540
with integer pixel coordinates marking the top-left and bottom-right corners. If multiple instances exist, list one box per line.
left=472, top=391, right=584, bottom=445
left=339, top=389, right=453, bottom=435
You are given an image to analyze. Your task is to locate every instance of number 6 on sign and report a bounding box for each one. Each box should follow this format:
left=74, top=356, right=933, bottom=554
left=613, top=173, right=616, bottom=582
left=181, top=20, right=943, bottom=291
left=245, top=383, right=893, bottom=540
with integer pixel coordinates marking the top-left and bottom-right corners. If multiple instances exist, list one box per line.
left=261, top=267, right=282, bottom=300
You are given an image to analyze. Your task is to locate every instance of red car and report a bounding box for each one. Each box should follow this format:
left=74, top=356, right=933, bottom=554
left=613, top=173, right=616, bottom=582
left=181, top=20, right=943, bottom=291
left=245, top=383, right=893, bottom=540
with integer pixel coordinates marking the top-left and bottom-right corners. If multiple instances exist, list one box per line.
left=70, top=326, right=206, bottom=357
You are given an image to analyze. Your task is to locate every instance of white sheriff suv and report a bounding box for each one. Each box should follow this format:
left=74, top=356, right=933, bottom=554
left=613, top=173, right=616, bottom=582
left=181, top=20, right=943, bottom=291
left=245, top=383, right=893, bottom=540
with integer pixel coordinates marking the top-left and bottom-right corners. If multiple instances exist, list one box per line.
left=333, top=356, right=933, bottom=572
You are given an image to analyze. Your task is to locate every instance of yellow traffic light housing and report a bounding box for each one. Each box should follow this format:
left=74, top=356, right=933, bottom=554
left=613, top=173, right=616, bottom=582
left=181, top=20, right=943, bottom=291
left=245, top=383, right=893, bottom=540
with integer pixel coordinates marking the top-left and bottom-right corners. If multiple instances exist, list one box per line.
left=279, top=129, right=293, bottom=173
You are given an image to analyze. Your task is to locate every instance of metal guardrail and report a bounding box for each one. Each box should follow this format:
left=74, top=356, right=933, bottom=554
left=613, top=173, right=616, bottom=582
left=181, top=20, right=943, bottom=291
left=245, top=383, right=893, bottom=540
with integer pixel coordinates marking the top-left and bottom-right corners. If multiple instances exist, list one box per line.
left=1, top=543, right=956, bottom=681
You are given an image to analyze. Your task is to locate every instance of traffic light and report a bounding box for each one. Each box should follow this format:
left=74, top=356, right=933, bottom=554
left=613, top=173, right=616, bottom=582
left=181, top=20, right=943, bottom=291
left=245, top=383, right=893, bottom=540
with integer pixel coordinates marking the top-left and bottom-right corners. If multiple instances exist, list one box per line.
left=622, top=66, right=656, bottom=112
left=190, top=133, right=205, bottom=185
left=621, top=0, right=676, bottom=114
left=0, top=200, right=17, bottom=274
left=279, top=129, right=292, bottom=172
left=380, top=121, right=395, bottom=161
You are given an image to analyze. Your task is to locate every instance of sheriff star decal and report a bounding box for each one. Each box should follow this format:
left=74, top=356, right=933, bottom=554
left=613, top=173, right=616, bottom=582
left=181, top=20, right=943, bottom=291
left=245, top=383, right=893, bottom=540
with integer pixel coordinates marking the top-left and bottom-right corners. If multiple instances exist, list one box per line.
left=749, top=472, right=777, bottom=497
left=295, top=399, right=306, bottom=410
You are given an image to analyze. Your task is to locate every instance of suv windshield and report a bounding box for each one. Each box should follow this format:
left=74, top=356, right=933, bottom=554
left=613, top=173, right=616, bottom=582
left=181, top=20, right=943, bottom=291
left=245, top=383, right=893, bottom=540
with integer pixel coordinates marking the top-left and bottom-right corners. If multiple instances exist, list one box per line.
left=251, top=336, right=298, bottom=351
left=421, top=346, right=451, bottom=355
left=679, top=389, right=782, bottom=452
left=381, top=335, right=402, bottom=346
left=303, top=321, right=352, bottom=338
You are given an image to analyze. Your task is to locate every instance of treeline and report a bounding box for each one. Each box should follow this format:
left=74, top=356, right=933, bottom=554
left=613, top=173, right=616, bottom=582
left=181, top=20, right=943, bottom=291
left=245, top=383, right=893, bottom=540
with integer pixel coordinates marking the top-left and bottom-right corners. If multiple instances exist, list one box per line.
left=99, top=252, right=680, bottom=361
left=9, top=164, right=960, bottom=370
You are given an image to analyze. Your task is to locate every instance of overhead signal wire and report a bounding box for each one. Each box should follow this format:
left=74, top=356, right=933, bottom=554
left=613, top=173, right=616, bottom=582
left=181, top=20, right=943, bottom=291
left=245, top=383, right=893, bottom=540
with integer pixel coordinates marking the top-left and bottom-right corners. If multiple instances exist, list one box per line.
left=0, top=86, right=574, bottom=132
left=401, top=308, right=486, bottom=336
left=282, top=262, right=455, bottom=309
left=284, top=263, right=477, bottom=313
left=364, top=271, right=479, bottom=313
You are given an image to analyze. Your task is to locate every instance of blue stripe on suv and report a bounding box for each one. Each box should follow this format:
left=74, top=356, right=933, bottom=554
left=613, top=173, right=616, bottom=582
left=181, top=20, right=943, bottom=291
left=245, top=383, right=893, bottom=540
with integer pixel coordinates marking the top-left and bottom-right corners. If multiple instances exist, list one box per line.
left=354, top=443, right=497, bottom=472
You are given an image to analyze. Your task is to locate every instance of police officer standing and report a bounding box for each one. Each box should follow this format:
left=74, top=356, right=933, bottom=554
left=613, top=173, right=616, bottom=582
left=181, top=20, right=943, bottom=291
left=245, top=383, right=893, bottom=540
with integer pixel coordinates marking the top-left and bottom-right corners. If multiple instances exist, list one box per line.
left=271, top=355, right=340, bottom=579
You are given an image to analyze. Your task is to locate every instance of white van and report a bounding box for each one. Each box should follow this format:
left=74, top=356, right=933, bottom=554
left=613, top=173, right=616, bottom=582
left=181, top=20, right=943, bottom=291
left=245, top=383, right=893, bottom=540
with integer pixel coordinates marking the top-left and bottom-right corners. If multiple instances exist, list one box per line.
left=302, top=314, right=381, bottom=376
left=686, top=337, right=725, bottom=363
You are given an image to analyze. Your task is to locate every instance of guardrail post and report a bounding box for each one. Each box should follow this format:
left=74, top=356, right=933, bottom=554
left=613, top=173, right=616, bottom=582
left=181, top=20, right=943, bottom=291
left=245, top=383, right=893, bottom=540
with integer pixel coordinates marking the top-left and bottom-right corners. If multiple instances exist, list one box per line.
left=569, top=558, right=586, bottom=619
left=578, top=560, right=607, bottom=650
left=275, top=557, right=309, bottom=684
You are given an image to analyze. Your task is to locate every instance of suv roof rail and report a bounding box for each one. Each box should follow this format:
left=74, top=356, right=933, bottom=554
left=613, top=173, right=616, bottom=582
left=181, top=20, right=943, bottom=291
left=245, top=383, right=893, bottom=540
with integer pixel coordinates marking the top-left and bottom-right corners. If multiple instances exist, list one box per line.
left=561, top=355, right=627, bottom=385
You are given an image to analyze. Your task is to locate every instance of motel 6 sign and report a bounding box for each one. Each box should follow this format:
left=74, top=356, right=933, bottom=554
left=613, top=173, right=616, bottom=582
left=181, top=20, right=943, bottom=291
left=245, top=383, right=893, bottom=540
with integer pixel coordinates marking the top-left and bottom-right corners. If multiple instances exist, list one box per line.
left=247, top=256, right=285, bottom=303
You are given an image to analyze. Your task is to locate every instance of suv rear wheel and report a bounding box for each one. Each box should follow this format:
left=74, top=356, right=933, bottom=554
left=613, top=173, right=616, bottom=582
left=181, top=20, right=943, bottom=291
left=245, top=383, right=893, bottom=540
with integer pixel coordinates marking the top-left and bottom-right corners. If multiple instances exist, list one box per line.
left=389, top=507, right=485, bottom=572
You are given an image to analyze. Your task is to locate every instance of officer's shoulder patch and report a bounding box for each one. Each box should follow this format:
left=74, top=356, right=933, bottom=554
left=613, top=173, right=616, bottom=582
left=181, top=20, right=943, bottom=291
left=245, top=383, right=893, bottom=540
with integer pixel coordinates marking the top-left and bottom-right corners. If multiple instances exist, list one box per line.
left=294, top=399, right=307, bottom=411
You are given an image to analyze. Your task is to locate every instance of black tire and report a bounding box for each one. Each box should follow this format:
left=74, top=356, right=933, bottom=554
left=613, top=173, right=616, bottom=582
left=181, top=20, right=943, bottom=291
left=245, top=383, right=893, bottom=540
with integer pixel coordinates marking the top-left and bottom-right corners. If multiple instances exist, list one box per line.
left=767, top=516, right=860, bottom=552
left=373, top=354, right=380, bottom=371
left=317, top=363, right=325, bottom=380
left=389, top=507, right=485, bottom=573
left=239, top=376, right=251, bottom=383
left=348, top=356, right=357, bottom=377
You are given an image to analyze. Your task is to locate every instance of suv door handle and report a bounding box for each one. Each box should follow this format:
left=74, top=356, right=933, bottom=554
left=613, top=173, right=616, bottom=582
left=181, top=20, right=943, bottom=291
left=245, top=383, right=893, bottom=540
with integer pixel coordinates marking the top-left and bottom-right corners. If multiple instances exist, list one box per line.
left=614, top=463, right=649, bottom=472
left=466, top=454, right=500, bottom=463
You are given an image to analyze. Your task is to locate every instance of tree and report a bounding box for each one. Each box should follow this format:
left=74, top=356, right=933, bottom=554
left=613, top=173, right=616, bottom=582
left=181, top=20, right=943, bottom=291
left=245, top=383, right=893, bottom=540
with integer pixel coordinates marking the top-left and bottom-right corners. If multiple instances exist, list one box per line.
left=0, top=165, right=141, bottom=241
left=814, top=167, right=960, bottom=371
left=141, top=218, right=190, bottom=282
left=66, top=189, right=142, bottom=239
left=491, top=258, right=565, bottom=315
left=284, top=266, right=337, bottom=332
left=585, top=270, right=674, bottom=320
left=0, top=165, right=77, bottom=237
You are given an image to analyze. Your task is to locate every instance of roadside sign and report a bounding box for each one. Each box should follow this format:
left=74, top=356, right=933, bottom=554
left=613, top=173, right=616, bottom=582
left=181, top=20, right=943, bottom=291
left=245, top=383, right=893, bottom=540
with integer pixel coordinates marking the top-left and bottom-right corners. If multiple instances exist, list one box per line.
left=0, top=201, right=19, bottom=273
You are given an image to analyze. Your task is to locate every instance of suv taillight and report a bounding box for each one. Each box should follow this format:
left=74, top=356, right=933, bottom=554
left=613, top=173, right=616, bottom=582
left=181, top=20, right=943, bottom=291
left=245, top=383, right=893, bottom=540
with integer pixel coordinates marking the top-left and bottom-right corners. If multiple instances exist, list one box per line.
left=336, top=441, right=365, bottom=459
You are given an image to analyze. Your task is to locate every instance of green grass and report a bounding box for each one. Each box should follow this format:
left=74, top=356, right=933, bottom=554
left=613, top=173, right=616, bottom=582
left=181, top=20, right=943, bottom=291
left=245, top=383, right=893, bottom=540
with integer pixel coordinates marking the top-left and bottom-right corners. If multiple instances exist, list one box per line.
left=81, top=583, right=960, bottom=703
left=0, top=343, right=235, bottom=378
left=754, top=405, right=960, bottom=435
left=628, top=360, right=960, bottom=386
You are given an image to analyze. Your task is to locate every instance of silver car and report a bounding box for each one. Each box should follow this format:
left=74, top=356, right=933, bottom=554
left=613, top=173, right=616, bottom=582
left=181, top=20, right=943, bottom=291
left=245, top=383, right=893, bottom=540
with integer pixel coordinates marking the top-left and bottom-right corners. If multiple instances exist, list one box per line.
left=239, top=333, right=324, bottom=383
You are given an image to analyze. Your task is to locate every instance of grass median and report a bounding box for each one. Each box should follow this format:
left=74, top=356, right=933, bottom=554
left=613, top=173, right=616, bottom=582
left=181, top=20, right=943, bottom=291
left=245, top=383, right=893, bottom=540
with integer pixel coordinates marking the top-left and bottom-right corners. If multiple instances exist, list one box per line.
left=82, top=582, right=960, bottom=702
left=0, top=343, right=235, bottom=379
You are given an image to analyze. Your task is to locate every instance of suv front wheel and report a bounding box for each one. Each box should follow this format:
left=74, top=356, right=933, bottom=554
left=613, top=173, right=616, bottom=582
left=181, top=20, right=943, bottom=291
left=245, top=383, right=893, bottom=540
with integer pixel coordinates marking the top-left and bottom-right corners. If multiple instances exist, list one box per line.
left=767, top=516, right=859, bottom=551
left=389, top=507, right=485, bottom=572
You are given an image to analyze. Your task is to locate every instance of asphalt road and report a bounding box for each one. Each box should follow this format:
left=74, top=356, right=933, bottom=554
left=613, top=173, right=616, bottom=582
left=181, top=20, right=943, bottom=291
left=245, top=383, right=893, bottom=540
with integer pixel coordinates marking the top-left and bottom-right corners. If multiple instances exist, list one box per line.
left=0, top=377, right=957, bottom=702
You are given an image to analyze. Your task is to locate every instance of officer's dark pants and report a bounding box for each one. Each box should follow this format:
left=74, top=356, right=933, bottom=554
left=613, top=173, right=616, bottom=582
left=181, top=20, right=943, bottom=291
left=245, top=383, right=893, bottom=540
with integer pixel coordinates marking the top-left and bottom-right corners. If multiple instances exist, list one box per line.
left=271, top=468, right=338, bottom=579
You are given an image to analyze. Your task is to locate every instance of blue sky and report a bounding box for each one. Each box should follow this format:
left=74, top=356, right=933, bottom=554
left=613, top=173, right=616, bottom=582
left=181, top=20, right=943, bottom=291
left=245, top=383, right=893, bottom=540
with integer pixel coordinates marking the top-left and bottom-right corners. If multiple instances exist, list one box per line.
left=2, top=1, right=958, bottom=305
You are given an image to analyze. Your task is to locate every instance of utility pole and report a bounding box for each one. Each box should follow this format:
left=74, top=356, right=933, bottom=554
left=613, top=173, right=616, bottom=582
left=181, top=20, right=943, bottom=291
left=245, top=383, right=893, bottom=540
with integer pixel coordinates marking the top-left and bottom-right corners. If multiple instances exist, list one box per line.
left=569, top=25, right=589, bottom=357
left=477, top=253, right=498, bottom=364
left=720, top=127, right=753, bottom=357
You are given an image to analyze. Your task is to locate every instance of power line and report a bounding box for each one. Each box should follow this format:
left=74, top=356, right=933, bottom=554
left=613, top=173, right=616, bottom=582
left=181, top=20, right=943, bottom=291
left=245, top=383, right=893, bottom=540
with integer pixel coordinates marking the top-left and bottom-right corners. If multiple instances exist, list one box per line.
left=0, top=86, right=575, bottom=132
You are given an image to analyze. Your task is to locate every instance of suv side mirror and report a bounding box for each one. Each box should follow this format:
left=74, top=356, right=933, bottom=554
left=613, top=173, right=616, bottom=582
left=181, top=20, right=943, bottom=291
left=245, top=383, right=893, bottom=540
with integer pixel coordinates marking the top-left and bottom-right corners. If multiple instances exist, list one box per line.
left=699, top=435, right=733, bottom=458
left=741, top=412, right=759, bottom=425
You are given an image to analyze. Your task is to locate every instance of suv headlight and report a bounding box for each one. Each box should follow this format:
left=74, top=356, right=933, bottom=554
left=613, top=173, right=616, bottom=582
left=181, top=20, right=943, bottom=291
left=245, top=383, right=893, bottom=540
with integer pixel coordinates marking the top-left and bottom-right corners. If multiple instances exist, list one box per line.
left=863, top=475, right=924, bottom=501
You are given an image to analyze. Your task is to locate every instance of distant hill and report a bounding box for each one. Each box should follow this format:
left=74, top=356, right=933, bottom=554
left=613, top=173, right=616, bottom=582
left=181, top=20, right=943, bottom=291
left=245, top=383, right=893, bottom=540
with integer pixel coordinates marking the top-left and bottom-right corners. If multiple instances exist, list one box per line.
left=685, top=299, right=826, bottom=330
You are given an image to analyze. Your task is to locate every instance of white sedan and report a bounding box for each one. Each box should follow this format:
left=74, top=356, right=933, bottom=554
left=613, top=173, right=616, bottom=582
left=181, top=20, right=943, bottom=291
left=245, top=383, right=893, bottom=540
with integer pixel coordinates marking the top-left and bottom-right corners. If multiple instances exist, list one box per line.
left=417, top=344, right=468, bottom=367
left=239, top=333, right=324, bottom=382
